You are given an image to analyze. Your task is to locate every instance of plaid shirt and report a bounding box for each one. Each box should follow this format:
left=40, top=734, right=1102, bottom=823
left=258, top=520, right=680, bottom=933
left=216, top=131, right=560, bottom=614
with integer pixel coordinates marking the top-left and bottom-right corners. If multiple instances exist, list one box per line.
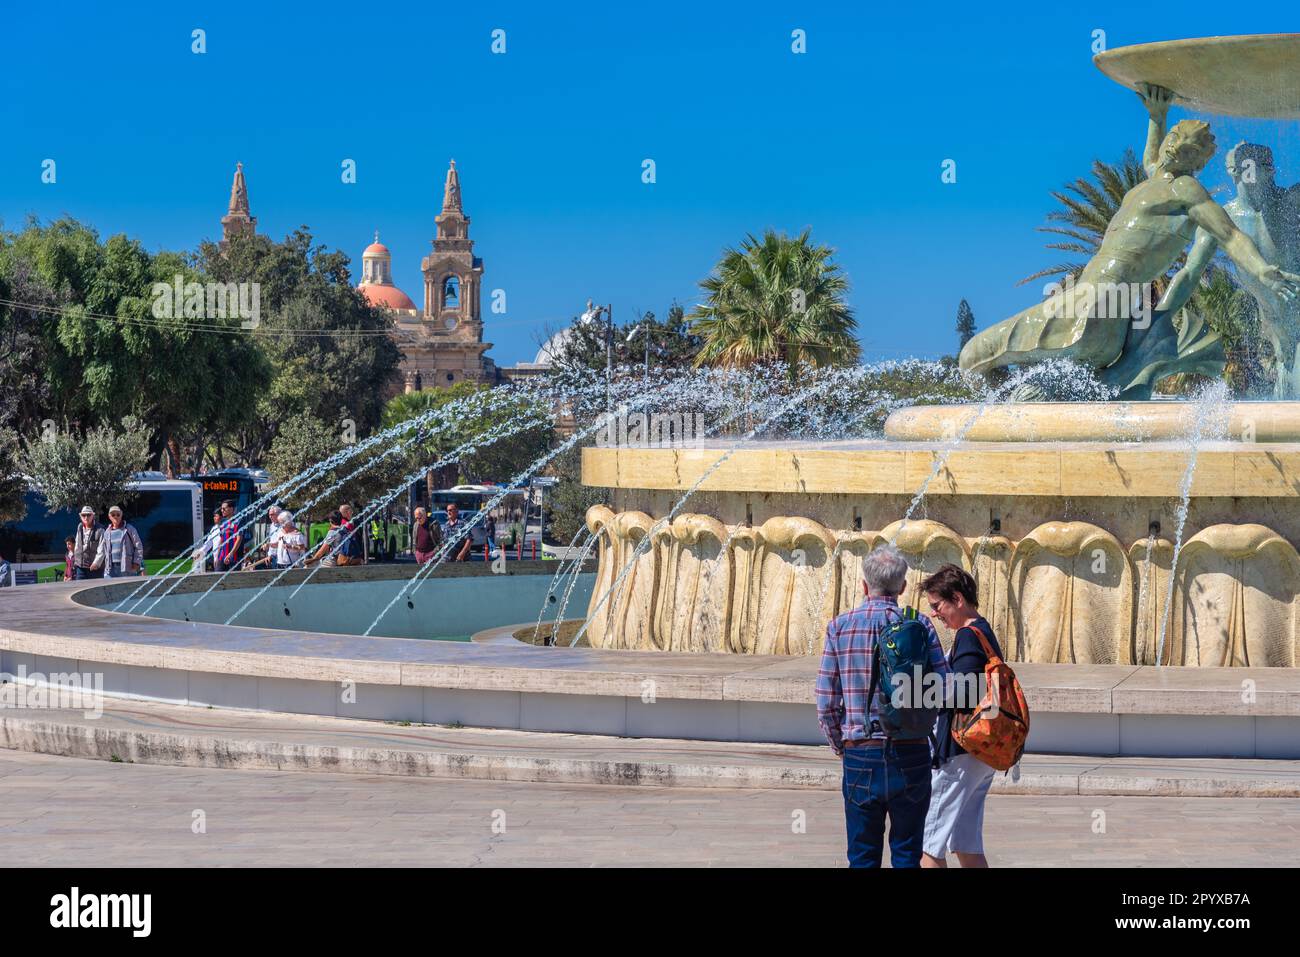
left=815, top=595, right=951, bottom=754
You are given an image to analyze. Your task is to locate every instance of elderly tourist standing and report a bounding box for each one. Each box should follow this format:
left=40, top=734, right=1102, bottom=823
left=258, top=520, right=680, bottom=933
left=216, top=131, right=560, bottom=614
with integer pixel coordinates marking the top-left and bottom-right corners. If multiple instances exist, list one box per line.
left=816, top=544, right=951, bottom=868
left=91, top=506, right=144, bottom=578
left=920, top=563, right=1005, bottom=869
left=412, top=506, right=443, bottom=564
left=71, top=506, right=105, bottom=580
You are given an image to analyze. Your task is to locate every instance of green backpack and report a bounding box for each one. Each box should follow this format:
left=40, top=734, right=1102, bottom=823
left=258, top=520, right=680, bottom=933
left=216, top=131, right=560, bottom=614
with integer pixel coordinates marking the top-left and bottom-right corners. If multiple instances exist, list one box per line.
left=866, top=606, right=941, bottom=739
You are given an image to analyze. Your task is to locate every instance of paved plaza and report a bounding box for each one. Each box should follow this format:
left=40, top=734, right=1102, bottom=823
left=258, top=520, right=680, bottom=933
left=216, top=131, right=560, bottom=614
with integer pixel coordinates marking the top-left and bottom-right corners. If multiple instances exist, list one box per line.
left=2, top=750, right=1297, bottom=867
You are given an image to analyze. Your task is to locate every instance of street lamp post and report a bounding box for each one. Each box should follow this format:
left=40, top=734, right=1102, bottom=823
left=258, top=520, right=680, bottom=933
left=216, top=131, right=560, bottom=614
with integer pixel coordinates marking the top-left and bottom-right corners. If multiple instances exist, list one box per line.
left=604, top=303, right=613, bottom=411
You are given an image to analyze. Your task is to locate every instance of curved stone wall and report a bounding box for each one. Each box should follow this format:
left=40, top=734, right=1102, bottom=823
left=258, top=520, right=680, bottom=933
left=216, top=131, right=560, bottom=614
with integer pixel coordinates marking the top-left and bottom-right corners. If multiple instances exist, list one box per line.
left=584, top=506, right=1300, bottom=666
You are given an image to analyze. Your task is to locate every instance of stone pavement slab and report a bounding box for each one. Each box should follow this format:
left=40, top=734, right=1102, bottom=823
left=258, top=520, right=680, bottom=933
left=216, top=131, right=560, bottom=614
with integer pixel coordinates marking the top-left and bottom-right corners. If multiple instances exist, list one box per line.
left=2, top=750, right=1298, bottom=867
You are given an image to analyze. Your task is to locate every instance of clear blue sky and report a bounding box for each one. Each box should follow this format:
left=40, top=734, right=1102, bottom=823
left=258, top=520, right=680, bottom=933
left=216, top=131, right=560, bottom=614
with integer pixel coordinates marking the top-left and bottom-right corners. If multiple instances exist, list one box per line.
left=1, top=3, right=1293, bottom=365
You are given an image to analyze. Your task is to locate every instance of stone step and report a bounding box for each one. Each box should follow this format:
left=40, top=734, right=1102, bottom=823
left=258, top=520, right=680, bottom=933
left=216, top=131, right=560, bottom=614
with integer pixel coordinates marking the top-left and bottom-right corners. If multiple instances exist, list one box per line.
left=2, top=698, right=1298, bottom=796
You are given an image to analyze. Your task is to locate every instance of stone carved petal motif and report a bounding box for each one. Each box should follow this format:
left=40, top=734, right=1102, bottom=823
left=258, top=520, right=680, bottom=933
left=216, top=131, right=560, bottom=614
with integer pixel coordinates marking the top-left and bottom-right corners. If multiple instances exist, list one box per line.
left=872, top=520, right=971, bottom=648
left=1009, top=521, right=1132, bottom=664
left=1169, top=524, right=1299, bottom=668
left=583, top=505, right=618, bottom=649
left=834, top=531, right=878, bottom=619
left=654, top=514, right=730, bottom=653
left=750, top=517, right=838, bottom=656
left=969, top=534, right=1014, bottom=652
left=583, top=506, right=658, bottom=650
left=726, top=526, right=764, bottom=655
left=1127, top=536, right=1174, bottom=665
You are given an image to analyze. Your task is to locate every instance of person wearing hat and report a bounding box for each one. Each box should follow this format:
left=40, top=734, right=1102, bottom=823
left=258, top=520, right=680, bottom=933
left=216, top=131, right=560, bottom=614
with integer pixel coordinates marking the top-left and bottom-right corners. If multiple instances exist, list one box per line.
left=71, top=506, right=105, bottom=580
left=91, top=506, right=144, bottom=578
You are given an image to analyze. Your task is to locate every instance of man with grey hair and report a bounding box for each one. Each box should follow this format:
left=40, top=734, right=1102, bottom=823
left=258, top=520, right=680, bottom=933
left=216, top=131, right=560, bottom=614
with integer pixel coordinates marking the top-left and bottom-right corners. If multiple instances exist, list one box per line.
left=816, top=543, right=950, bottom=868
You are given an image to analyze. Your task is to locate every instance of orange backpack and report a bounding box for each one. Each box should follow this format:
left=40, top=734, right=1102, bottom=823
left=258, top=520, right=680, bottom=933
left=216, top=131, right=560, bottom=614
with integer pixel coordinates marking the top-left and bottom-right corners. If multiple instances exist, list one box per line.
left=950, top=623, right=1030, bottom=771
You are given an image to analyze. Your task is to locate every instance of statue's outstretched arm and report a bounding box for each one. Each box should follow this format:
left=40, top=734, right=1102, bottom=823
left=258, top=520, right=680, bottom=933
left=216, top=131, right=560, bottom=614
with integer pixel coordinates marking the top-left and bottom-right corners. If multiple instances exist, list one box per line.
left=1157, top=229, right=1218, bottom=319
left=1184, top=180, right=1300, bottom=300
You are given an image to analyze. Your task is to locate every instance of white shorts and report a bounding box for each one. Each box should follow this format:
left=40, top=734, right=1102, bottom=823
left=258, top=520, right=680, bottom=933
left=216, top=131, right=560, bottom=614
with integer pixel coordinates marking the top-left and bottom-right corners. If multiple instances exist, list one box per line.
left=923, top=752, right=996, bottom=859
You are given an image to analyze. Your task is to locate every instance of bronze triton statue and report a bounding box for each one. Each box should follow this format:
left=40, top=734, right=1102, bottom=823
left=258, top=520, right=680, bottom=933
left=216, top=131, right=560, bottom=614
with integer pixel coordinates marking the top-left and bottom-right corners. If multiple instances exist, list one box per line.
left=959, top=85, right=1300, bottom=386
left=1160, top=141, right=1300, bottom=396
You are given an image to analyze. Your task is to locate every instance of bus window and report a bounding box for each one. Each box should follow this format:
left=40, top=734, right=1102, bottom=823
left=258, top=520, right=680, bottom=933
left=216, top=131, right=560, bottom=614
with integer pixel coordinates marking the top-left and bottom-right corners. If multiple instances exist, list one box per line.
left=0, top=489, right=69, bottom=562
left=0, top=482, right=202, bottom=575
left=128, top=490, right=201, bottom=559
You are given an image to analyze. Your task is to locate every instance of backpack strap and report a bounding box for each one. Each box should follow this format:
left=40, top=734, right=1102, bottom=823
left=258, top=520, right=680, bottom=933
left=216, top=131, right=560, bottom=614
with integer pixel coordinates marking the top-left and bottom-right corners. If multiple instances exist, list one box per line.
left=865, top=629, right=883, bottom=738
left=864, top=605, right=904, bottom=738
left=966, top=620, right=1001, bottom=663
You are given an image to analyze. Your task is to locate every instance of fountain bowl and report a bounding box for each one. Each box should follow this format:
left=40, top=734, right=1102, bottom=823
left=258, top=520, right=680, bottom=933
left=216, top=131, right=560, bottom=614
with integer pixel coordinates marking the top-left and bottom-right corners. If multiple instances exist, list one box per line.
left=1093, top=33, right=1300, bottom=119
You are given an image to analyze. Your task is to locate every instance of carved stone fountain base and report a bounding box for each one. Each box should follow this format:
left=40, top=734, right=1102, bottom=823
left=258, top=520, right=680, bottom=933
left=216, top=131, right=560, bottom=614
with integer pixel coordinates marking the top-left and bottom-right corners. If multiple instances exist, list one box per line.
left=580, top=403, right=1300, bottom=666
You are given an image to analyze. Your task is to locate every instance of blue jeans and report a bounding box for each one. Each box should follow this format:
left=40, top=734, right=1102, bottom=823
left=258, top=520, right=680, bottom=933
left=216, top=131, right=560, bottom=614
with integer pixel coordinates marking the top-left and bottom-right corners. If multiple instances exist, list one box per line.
left=72, top=566, right=102, bottom=581
left=841, top=739, right=933, bottom=868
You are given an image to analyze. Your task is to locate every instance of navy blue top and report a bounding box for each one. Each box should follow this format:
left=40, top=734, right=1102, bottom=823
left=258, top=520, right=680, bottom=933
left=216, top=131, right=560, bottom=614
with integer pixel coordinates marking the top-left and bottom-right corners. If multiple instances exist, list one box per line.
left=934, top=616, right=1003, bottom=765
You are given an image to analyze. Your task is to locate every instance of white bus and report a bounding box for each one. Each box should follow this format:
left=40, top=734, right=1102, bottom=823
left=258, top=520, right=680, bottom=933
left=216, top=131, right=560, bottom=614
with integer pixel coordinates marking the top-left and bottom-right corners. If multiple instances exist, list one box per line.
left=0, top=474, right=204, bottom=584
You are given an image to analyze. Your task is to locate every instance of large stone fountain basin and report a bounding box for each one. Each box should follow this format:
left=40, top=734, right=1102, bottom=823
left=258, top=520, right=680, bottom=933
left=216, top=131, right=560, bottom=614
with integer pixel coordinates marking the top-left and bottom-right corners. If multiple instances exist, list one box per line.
left=579, top=408, right=1300, bottom=667
left=3, top=576, right=1300, bottom=758
left=1094, top=33, right=1300, bottom=118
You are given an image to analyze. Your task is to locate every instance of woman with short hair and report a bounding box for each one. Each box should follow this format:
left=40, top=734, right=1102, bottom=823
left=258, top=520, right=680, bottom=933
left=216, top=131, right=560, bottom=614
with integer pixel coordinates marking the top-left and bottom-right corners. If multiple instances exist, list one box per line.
left=919, top=563, right=1003, bottom=868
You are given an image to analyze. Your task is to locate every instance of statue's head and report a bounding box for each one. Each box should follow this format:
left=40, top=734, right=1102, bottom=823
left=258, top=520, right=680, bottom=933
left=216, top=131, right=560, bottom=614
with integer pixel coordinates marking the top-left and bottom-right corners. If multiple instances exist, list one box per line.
left=1159, top=119, right=1216, bottom=174
left=1226, top=141, right=1277, bottom=202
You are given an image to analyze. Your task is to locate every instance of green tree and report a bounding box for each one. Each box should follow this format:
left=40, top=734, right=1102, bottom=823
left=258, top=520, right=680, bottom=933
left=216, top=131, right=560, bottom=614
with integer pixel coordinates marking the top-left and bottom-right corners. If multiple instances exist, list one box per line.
left=195, top=228, right=402, bottom=466
left=1187, top=265, right=1270, bottom=395
left=544, top=445, right=607, bottom=545
left=956, top=299, right=976, bottom=350
left=0, top=426, right=25, bottom=523
left=0, top=218, right=268, bottom=477
left=381, top=383, right=554, bottom=486
left=264, top=410, right=345, bottom=492
left=689, top=228, right=859, bottom=379
left=21, top=416, right=151, bottom=513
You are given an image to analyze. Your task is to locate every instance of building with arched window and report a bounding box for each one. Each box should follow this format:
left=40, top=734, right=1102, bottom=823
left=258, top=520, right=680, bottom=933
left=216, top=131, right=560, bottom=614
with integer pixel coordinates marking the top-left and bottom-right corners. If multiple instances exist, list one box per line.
left=360, top=160, right=501, bottom=394
left=222, top=160, right=512, bottom=397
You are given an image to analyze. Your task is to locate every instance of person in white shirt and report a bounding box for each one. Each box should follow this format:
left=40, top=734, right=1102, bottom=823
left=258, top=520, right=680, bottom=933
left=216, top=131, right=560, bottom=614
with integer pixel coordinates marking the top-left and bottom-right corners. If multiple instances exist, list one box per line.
left=249, top=510, right=289, bottom=569
left=193, top=508, right=223, bottom=571
left=275, top=513, right=307, bottom=567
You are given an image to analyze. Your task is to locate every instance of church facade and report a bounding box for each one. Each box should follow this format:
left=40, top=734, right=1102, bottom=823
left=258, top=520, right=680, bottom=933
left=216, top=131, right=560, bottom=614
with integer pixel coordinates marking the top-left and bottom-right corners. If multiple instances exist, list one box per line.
left=221, top=160, right=514, bottom=397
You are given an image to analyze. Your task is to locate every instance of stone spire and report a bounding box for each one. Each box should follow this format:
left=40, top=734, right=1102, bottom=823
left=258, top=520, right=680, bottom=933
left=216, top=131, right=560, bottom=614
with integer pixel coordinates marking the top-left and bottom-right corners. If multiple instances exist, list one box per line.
left=442, top=159, right=462, bottom=213
left=433, top=159, right=471, bottom=247
left=221, top=162, right=257, bottom=246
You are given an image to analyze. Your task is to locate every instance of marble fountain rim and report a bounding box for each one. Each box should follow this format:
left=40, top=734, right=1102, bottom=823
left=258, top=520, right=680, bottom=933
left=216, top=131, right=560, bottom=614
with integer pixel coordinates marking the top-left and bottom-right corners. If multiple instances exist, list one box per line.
left=5, top=579, right=1300, bottom=716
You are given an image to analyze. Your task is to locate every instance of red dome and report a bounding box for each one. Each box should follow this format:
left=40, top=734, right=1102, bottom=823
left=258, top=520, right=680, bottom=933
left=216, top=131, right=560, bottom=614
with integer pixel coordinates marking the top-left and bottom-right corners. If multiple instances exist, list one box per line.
left=359, top=282, right=417, bottom=312
left=363, top=242, right=390, bottom=258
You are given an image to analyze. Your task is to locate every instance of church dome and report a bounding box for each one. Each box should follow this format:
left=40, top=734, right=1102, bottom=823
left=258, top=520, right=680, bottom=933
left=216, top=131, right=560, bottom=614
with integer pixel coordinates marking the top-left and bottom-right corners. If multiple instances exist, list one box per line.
left=360, top=282, right=417, bottom=312
left=533, top=327, right=574, bottom=366
left=357, top=231, right=416, bottom=313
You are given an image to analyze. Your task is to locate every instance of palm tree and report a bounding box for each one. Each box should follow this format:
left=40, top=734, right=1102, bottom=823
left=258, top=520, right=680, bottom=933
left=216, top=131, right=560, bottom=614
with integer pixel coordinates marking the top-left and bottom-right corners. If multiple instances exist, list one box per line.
left=1019, top=149, right=1147, bottom=287
left=689, top=229, right=859, bottom=379
left=1188, top=265, right=1269, bottom=394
